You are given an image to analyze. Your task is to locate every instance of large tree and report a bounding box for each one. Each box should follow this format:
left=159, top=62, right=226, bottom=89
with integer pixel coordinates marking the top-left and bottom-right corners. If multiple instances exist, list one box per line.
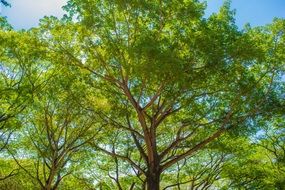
left=30, top=0, right=285, bottom=189
left=0, top=0, right=284, bottom=189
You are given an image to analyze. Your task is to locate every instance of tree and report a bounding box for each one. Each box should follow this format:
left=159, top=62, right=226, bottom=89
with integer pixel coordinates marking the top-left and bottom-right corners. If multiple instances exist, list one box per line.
left=9, top=64, right=103, bottom=190
left=0, top=0, right=284, bottom=189
left=30, top=1, right=285, bottom=189
left=0, top=25, right=49, bottom=181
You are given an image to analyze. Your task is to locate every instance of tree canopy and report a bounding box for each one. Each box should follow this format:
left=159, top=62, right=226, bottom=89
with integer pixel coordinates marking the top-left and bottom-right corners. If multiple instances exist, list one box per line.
left=0, top=0, right=284, bottom=189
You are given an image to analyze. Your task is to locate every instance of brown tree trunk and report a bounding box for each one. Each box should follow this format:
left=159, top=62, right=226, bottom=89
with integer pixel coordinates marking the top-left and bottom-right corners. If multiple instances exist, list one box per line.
left=146, top=170, right=160, bottom=190
left=42, top=185, right=58, bottom=190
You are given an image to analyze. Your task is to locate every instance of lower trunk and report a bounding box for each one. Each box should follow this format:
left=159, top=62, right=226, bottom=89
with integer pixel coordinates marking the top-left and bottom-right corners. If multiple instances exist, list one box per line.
left=146, top=172, right=160, bottom=190
left=42, top=186, right=57, bottom=190
left=44, top=181, right=53, bottom=190
left=42, top=184, right=51, bottom=190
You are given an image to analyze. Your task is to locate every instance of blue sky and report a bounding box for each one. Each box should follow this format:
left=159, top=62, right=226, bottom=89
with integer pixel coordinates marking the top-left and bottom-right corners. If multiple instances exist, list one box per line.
left=1, top=0, right=285, bottom=30
left=206, top=0, right=285, bottom=27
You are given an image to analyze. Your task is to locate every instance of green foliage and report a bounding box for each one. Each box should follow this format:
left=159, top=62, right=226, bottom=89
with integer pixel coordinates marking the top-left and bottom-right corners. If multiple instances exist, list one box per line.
left=0, top=1, right=284, bottom=190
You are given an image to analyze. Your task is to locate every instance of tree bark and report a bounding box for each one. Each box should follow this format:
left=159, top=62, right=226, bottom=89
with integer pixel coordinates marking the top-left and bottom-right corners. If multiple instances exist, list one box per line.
left=146, top=170, right=160, bottom=190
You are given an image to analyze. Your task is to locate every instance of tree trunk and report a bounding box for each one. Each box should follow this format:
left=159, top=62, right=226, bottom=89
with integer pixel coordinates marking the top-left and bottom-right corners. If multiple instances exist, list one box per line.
left=146, top=171, right=160, bottom=190
left=42, top=185, right=58, bottom=190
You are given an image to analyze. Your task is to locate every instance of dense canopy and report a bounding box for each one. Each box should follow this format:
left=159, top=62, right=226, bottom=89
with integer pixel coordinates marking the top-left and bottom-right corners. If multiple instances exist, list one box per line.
left=0, top=0, right=284, bottom=189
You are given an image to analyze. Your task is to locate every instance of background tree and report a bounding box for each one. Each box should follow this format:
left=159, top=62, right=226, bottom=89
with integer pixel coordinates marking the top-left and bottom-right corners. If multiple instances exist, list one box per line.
left=9, top=64, right=104, bottom=190
left=0, top=24, right=50, bottom=181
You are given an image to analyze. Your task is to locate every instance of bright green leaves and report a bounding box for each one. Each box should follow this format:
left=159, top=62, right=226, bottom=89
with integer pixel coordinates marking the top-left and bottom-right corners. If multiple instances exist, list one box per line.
left=0, top=0, right=284, bottom=189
